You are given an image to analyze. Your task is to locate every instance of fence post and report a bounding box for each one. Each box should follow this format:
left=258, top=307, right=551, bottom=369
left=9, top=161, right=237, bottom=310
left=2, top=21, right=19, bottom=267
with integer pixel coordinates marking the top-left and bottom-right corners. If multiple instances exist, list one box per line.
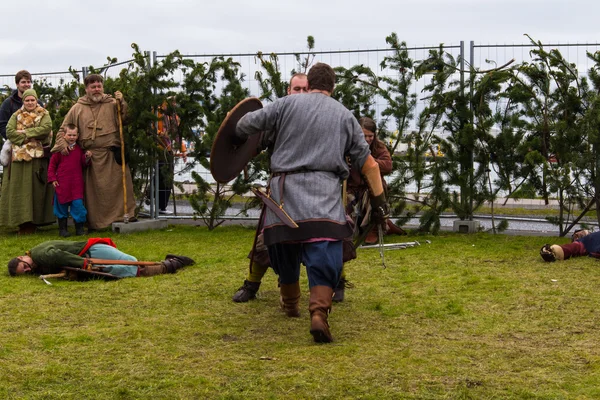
left=469, top=40, right=475, bottom=221
left=152, top=51, right=161, bottom=219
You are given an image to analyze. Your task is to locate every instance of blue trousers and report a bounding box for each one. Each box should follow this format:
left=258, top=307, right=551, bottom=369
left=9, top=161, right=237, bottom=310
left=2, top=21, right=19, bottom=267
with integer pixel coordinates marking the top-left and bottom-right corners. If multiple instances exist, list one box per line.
left=267, top=241, right=343, bottom=288
left=87, top=244, right=138, bottom=277
left=53, top=194, right=87, bottom=223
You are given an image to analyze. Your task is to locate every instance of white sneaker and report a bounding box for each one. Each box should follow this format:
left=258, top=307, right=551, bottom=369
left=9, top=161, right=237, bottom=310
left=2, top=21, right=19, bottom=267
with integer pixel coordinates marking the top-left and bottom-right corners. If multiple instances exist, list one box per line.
left=159, top=210, right=173, bottom=215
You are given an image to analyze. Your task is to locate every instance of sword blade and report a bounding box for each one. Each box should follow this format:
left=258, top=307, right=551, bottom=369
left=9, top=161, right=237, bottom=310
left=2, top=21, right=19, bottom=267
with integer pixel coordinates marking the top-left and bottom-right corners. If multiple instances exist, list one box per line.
left=378, top=223, right=386, bottom=268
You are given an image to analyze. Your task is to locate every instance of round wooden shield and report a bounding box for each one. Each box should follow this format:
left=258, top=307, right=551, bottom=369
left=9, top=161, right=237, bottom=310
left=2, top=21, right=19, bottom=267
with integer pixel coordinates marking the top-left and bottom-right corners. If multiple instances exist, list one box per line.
left=210, top=97, right=263, bottom=184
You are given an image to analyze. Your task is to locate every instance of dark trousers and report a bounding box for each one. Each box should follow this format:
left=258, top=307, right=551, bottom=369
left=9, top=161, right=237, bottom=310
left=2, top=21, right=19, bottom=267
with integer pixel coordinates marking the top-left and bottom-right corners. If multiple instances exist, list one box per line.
left=156, top=154, right=173, bottom=211
left=267, top=241, right=343, bottom=288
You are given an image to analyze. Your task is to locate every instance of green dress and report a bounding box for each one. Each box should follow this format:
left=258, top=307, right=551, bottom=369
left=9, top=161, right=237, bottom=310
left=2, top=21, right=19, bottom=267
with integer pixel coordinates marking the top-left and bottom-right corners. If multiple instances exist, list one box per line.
left=0, top=110, right=54, bottom=228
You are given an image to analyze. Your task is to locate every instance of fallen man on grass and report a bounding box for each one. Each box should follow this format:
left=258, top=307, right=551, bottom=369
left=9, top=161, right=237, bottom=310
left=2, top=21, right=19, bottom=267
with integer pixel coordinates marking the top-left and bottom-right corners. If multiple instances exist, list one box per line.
left=540, top=229, right=598, bottom=262
left=7, top=238, right=194, bottom=280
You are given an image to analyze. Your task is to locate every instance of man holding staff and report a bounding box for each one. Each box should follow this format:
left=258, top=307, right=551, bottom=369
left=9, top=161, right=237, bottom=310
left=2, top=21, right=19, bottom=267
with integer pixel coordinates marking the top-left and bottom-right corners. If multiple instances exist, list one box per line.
left=52, top=74, right=135, bottom=230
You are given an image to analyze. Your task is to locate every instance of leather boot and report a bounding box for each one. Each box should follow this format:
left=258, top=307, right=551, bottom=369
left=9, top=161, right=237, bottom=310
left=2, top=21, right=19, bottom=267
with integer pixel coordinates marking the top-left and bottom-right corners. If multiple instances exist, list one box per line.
left=75, top=222, right=85, bottom=236
left=161, top=257, right=188, bottom=273
left=309, top=285, right=334, bottom=343
left=386, top=219, right=406, bottom=235
left=364, top=227, right=378, bottom=245
left=165, top=254, right=195, bottom=266
left=279, top=281, right=301, bottom=317
left=232, top=280, right=261, bottom=302
left=139, top=263, right=168, bottom=277
left=160, top=254, right=195, bottom=274
left=332, top=279, right=346, bottom=303
left=58, top=218, right=71, bottom=237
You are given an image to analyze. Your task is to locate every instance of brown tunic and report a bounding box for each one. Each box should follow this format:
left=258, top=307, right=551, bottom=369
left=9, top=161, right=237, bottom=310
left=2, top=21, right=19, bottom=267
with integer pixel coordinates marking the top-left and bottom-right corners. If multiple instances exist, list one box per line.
left=53, top=94, right=135, bottom=229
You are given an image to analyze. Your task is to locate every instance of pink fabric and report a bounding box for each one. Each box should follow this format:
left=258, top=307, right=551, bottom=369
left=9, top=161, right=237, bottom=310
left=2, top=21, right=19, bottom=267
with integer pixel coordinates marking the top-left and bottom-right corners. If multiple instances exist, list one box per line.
left=48, top=144, right=88, bottom=204
left=302, top=238, right=337, bottom=243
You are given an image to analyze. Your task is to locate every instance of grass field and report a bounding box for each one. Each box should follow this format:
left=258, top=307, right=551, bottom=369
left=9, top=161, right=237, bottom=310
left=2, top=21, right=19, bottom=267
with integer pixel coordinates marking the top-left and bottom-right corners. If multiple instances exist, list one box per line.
left=1, top=224, right=599, bottom=399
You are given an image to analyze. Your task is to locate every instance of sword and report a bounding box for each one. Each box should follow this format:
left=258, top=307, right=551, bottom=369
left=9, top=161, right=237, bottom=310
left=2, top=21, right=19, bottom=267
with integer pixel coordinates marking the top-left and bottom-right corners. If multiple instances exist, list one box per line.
left=39, top=271, right=67, bottom=285
left=360, top=241, right=429, bottom=250
left=378, top=223, right=387, bottom=268
left=251, top=187, right=298, bottom=228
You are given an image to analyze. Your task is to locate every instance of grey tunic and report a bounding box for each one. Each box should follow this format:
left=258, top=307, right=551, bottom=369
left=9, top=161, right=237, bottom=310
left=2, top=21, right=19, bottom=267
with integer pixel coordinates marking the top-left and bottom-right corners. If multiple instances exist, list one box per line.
left=237, top=93, right=370, bottom=245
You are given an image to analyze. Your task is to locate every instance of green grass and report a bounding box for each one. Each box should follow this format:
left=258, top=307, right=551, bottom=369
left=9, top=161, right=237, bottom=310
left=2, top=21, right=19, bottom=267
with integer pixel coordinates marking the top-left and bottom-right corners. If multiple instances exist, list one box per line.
left=1, top=225, right=600, bottom=399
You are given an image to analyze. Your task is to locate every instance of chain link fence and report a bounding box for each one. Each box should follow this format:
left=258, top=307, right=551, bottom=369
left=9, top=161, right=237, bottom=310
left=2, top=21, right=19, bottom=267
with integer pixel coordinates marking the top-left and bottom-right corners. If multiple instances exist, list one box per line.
left=1, top=40, right=599, bottom=222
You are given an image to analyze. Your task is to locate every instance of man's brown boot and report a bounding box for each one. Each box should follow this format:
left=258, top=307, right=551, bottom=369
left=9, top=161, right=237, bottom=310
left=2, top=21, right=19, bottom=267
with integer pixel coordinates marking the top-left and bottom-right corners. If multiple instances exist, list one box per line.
left=309, top=285, right=334, bottom=343
left=280, top=282, right=301, bottom=317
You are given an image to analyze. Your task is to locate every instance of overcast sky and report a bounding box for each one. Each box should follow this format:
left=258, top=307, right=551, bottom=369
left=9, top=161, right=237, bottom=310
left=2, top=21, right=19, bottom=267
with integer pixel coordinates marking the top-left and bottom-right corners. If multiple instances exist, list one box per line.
left=1, top=0, right=599, bottom=77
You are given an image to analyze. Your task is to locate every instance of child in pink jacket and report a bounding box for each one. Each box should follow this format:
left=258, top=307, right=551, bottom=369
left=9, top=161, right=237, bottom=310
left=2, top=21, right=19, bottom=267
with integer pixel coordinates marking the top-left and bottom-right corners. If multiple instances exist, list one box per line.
left=48, top=123, right=91, bottom=236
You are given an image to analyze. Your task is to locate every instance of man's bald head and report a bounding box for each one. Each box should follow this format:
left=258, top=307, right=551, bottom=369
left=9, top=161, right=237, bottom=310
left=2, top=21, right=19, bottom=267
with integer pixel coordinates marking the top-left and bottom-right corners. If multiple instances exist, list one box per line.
left=287, top=73, right=308, bottom=95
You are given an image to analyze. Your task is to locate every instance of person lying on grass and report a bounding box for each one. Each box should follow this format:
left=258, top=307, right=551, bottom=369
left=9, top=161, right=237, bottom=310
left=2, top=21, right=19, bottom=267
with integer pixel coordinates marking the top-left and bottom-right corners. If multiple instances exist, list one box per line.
left=7, top=238, right=194, bottom=278
left=540, top=229, right=598, bottom=262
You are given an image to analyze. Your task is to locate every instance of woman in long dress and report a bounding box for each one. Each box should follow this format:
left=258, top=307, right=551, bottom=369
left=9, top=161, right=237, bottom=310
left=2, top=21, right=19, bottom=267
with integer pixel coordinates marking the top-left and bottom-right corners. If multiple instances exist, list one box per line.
left=0, top=89, right=54, bottom=234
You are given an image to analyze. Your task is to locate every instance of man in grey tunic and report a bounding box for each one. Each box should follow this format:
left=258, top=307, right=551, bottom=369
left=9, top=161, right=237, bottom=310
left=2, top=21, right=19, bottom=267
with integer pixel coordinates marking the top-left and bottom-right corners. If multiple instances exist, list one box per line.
left=236, top=63, right=388, bottom=343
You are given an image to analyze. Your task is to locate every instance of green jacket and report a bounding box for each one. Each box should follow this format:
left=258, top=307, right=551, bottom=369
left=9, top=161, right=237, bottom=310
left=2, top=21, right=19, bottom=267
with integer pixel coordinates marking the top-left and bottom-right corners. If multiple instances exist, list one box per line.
left=30, top=241, right=88, bottom=274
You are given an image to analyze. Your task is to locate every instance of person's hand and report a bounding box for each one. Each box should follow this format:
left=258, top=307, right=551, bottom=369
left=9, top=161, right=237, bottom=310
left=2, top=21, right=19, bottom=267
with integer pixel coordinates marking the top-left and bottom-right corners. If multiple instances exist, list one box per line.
left=83, top=258, right=93, bottom=270
left=60, top=147, right=70, bottom=156
left=370, top=193, right=390, bottom=226
left=85, top=150, right=92, bottom=159
left=52, top=181, right=59, bottom=188
left=231, top=133, right=248, bottom=148
left=572, top=229, right=590, bottom=242
left=114, top=91, right=123, bottom=101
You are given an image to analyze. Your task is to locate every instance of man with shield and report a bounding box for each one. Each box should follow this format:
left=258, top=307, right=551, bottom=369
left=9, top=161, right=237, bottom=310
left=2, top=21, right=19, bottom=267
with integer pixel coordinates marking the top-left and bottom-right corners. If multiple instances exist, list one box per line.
left=213, top=63, right=388, bottom=343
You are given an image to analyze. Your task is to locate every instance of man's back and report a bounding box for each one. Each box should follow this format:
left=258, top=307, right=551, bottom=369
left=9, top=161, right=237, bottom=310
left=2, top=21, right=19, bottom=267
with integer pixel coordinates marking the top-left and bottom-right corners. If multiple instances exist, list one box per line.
left=247, top=93, right=369, bottom=180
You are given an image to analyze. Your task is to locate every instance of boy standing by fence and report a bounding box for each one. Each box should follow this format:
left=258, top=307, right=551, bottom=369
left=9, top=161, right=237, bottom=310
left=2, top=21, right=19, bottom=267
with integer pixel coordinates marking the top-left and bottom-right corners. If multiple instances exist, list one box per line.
left=48, top=124, right=91, bottom=237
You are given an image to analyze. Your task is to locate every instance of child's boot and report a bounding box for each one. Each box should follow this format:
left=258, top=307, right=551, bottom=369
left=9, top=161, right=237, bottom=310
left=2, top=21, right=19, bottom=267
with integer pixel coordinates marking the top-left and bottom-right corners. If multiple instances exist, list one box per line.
left=58, top=218, right=71, bottom=237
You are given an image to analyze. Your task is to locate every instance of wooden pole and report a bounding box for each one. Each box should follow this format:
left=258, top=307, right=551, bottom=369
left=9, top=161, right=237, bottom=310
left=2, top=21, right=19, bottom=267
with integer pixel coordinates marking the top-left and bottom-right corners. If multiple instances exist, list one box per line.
left=116, top=100, right=129, bottom=223
left=87, top=258, right=162, bottom=267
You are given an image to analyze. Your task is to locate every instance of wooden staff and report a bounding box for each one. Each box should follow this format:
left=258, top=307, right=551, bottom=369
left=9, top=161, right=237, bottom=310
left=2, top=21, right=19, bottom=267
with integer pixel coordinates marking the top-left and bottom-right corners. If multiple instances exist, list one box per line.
left=116, top=99, right=129, bottom=223
left=87, top=258, right=162, bottom=267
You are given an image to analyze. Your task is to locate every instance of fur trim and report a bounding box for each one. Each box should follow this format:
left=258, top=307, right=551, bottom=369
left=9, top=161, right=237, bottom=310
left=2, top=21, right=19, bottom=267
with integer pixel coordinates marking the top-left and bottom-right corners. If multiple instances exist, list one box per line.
left=0, top=139, right=12, bottom=167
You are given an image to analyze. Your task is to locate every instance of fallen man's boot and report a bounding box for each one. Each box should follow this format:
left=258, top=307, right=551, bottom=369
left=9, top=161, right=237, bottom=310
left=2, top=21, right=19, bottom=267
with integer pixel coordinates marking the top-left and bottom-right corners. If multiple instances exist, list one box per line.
left=165, top=254, right=195, bottom=266
left=138, top=263, right=168, bottom=277
left=309, top=285, right=334, bottom=343
left=233, top=280, right=261, bottom=302
left=161, top=255, right=195, bottom=273
left=280, top=281, right=301, bottom=317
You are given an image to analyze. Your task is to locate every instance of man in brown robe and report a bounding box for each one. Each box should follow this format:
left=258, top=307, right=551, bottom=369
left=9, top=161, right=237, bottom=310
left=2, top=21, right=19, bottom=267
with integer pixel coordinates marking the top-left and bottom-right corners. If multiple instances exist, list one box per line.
left=52, top=74, right=136, bottom=230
